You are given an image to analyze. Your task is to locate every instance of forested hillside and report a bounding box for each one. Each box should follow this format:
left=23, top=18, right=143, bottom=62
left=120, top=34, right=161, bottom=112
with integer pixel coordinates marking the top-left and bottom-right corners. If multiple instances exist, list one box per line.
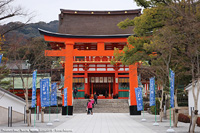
left=3, top=20, right=58, bottom=40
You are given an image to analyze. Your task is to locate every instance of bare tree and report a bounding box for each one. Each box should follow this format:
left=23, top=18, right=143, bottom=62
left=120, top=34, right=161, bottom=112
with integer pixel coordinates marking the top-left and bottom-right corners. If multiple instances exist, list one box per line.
left=0, top=0, right=33, bottom=36
left=7, top=37, right=54, bottom=126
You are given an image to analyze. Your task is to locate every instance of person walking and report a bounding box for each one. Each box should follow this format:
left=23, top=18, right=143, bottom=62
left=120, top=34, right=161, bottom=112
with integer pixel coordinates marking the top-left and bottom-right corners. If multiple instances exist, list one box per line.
left=94, top=92, right=98, bottom=105
left=87, top=99, right=93, bottom=115
left=91, top=99, right=95, bottom=108
left=73, top=87, right=78, bottom=99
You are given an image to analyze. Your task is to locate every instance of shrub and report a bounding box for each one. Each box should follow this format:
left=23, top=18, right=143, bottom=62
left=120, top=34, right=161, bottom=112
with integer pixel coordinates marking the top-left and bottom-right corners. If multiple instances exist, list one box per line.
left=150, top=98, right=160, bottom=115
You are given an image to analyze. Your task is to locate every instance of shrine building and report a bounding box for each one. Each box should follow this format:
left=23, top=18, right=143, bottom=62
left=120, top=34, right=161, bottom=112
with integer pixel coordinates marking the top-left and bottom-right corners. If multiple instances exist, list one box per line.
left=39, top=9, right=142, bottom=115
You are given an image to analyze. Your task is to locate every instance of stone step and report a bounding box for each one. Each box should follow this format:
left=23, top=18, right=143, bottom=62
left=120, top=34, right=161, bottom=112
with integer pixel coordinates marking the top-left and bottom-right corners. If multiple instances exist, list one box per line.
left=73, top=99, right=129, bottom=113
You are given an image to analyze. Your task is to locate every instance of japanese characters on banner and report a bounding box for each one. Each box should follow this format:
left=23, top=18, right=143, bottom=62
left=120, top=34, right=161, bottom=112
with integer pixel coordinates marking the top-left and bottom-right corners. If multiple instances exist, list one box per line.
left=0, top=54, right=2, bottom=63
left=170, top=70, right=175, bottom=108
left=31, top=71, right=37, bottom=108
left=135, top=87, right=143, bottom=111
left=64, top=88, right=67, bottom=107
left=51, top=83, right=57, bottom=106
left=150, top=77, right=155, bottom=106
left=40, top=79, right=50, bottom=107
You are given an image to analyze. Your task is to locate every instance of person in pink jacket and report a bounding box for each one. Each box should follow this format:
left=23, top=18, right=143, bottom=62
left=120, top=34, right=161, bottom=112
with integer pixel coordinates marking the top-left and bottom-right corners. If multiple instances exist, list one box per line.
left=87, top=99, right=93, bottom=115
left=91, top=99, right=95, bottom=108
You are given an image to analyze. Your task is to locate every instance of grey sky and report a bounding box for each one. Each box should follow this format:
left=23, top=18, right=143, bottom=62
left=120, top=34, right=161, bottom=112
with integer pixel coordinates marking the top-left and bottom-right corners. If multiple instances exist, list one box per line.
left=9, top=0, right=141, bottom=23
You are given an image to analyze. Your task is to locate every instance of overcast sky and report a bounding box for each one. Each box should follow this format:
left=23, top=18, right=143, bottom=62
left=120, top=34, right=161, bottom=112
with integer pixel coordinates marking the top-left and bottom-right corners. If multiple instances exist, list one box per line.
left=8, top=0, right=141, bottom=23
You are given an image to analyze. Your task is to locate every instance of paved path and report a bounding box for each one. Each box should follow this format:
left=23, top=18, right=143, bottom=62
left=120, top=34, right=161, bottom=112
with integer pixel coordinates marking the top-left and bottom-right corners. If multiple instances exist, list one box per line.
left=54, top=113, right=156, bottom=133
left=1, top=113, right=200, bottom=133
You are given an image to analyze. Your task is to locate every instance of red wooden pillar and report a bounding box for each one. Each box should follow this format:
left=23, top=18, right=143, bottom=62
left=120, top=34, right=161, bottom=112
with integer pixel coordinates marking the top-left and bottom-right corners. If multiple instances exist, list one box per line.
left=113, top=80, right=115, bottom=96
left=64, top=43, right=73, bottom=106
left=84, top=71, right=88, bottom=96
left=129, top=64, right=140, bottom=115
left=91, top=83, right=93, bottom=98
left=109, top=83, right=111, bottom=97
left=88, top=78, right=90, bottom=95
left=115, top=71, right=119, bottom=95
left=36, top=91, right=41, bottom=112
left=63, top=42, right=74, bottom=115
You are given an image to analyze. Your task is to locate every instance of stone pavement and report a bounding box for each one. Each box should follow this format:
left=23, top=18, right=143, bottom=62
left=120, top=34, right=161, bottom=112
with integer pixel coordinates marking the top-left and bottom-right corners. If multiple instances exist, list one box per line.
left=0, top=113, right=199, bottom=133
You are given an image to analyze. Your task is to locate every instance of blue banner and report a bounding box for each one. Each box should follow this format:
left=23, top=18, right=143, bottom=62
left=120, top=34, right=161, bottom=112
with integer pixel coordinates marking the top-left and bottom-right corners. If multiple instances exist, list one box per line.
left=51, top=83, right=57, bottom=106
left=170, top=69, right=175, bottom=108
left=135, top=87, right=143, bottom=111
left=150, top=77, right=155, bottom=106
left=40, top=78, right=50, bottom=107
left=64, top=88, right=67, bottom=107
left=0, top=54, right=2, bottom=63
left=31, top=71, right=37, bottom=108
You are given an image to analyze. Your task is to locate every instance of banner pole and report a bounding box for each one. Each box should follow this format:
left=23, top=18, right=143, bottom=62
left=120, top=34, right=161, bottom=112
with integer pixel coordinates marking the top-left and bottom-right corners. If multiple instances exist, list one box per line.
left=170, top=70, right=171, bottom=128
left=30, top=70, right=39, bottom=132
left=54, top=85, right=59, bottom=122
left=167, top=69, right=175, bottom=132
left=153, top=77, right=159, bottom=126
left=47, top=80, right=53, bottom=126
left=141, top=86, right=146, bottom=121
left=169, top=69, right=171, bottom=128
left=33, top=70, right=37, bottom=128
left=57, top=104, right=58, bottom=119
left=34, top=104, right=36, bottom=127
left=155, top=82, right=156, bottom=123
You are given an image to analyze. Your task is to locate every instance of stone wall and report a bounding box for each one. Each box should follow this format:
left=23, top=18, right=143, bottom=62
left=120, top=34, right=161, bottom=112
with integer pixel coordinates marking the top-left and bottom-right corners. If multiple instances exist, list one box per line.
left=0, top=106, right=24, bottom=125
left=165, top=107, right=189, bottom=120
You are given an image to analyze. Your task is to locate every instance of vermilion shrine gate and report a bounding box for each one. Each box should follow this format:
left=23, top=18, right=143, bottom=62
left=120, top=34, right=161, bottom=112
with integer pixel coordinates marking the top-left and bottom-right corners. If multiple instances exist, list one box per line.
left=39, top=9, right=142, bottom=115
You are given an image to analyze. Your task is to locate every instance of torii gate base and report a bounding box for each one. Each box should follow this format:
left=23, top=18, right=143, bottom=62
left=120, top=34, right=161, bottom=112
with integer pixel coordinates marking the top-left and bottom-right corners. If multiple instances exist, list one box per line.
left=62, top=106, right=73, bottom=115
left=129, top=106, right=141, bottom=115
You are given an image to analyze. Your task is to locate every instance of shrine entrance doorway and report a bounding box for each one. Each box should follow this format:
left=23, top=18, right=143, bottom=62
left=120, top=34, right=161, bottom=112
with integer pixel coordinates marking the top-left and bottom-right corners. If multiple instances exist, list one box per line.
left=89, top=73, right=115, bottom=99
left=92, top=83, right=113, bottom=99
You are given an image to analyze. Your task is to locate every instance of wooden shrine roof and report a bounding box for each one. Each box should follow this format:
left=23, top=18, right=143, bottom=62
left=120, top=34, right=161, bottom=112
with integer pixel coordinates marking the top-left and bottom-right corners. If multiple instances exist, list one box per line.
left=58, top=9, right=141, bottom=35
left=39, top=28, right=132, bottom=38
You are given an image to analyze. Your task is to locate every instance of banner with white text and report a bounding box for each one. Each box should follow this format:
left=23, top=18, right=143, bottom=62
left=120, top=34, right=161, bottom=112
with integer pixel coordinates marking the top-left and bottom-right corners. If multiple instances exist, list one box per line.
left=64, top=88, right=67, bottom=107
left=51, top=83, right=57, bottom=106
left=40, top=78, right=50, bottom=107
left=0, top=54, right=3, bottom=63
left=150, top=77, right=155, bottom=106
left=170, top=70, right=175, bottom=108
left=31, top=71, right=37, bottom=108
left=135, top=87, right=143, bottom=111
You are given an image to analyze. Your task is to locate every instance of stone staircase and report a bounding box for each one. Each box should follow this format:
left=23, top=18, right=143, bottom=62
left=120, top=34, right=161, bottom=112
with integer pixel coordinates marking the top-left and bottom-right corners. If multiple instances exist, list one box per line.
left=73, top=99, right=129, bottom=113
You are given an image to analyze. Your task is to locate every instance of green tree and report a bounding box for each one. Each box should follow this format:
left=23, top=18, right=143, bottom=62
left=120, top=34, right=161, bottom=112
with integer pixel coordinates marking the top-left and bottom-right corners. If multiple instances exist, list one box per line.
left=0, top=35, right=12, bottom=90
left=114, top=0, right=200, bottom=131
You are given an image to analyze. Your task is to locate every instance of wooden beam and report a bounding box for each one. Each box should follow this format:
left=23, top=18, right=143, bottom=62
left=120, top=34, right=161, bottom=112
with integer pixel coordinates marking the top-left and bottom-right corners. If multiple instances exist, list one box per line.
left=45, top=49, right=66, bottom=57
left=73, top=49, right=122, bottom=56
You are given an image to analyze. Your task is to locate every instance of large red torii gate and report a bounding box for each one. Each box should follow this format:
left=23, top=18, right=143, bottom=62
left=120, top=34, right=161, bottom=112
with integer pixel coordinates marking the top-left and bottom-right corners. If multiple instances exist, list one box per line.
left=39, top=29, right=139, bottom=115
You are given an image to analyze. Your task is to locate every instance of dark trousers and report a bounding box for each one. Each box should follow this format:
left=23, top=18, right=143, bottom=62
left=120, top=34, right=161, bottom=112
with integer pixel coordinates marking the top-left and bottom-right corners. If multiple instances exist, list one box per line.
left=88, top=108, right=92, bottom=114
left=94, top=98, right=97, bottom=104
left=74, top=93, right=78, bottom=99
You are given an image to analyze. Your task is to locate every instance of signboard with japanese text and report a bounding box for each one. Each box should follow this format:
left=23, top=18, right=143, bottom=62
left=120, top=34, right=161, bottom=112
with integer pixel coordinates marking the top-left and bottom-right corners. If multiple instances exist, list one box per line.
left=40, top=78, right=50, bottom=107
left=150, top=77, right=155, bottom=106
left=31, top=71, right=37, bottom=108
left=64, top=88, right=67, bottom=107
left=170, top=70, right=175, bottom=108
left=51, top=83, right=57, bottom=106
left=135, top=87, right=143, bottom=111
